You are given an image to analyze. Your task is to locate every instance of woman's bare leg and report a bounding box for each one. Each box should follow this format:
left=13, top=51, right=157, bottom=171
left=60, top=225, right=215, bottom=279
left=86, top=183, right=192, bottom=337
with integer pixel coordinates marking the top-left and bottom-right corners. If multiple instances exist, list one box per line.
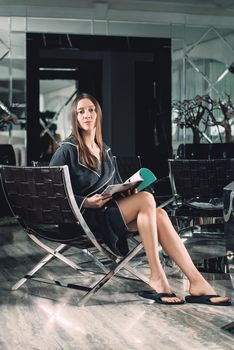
left=117, top=192, right=230, bottom=303
left=156, top=208, right=230, bottom=303
left=117, top=191, right=183, bottom=303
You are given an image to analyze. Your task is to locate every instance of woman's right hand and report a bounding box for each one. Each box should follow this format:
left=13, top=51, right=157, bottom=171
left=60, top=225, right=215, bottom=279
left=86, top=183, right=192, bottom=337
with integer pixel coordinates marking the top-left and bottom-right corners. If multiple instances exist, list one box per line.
left=83, top=194, right=112, bottom=208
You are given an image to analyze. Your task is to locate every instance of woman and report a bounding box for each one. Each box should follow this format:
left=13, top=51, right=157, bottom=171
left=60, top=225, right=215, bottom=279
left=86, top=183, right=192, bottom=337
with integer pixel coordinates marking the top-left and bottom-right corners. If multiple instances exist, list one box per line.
left=50, top=93, right=231, bottom=306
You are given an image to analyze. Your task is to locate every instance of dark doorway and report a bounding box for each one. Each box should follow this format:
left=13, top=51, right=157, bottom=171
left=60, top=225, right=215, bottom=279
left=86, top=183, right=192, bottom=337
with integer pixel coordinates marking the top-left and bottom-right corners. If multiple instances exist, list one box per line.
left=26, top=33, right=171, bottom=178
left=135, top=48, right=171, bottom=178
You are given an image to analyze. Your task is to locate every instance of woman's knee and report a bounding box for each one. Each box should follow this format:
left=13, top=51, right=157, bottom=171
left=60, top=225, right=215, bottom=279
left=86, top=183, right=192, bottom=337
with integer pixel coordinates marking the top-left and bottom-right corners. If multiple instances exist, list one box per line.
left=137, top=191, right=156, bottom=208
left=156, top=207, right=168, bottom=220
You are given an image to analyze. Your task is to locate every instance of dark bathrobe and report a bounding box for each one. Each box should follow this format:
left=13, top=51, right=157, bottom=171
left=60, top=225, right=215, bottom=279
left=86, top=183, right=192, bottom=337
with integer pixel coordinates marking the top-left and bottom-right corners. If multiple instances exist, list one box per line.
left=49, top=136, right=129, bottom=255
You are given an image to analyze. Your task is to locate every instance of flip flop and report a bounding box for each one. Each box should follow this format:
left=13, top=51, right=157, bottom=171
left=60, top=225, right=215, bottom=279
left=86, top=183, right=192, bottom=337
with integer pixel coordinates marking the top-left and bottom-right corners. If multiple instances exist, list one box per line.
left=138, top=290, right=185, bottom=305
left=185, top=294, right=232, bottom=306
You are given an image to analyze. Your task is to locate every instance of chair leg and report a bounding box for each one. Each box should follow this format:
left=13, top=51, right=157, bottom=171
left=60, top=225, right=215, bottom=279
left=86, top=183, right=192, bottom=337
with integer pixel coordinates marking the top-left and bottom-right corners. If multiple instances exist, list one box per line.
left=12, top=233, right=87, bottom=291
left=28, top=233, right=85, bottom=271
left=12, top=243, right=67, bottom=290
left=83, top=248, right=109, bottom=273
left=14, top=231, right=147, bottom=305
left=83, top=246, right=148, bottom=283
left=78, top=242, right=146, bottom=307
left=119, top=262, right=149, bottom=283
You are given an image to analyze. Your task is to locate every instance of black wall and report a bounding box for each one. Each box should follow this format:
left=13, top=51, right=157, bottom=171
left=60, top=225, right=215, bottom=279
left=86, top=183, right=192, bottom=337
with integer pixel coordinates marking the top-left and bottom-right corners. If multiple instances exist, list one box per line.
left=26, top=33, right=171, bottom=178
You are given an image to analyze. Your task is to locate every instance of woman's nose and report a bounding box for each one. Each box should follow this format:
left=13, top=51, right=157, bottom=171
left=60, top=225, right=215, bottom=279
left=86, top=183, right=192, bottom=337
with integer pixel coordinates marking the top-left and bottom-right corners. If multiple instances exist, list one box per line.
left=84, top=111, right=93, bottom=118
left=83, top=111, right=88, bottom=116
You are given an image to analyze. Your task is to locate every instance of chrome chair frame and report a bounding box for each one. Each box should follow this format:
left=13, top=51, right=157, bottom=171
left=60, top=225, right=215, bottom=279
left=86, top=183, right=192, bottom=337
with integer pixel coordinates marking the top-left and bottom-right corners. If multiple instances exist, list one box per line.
left=0, top=165, right=148, bottom=306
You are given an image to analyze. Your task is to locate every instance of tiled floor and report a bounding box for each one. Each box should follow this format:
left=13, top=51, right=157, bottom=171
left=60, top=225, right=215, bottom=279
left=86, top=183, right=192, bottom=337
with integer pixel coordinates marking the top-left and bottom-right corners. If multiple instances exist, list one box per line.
left=0, top=218, right=233, bottom=350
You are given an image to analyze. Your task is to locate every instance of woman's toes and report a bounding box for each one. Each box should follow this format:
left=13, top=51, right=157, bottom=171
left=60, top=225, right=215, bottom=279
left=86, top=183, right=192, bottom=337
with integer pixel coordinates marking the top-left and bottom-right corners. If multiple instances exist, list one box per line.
left=210, top=296, right=230, bottom=303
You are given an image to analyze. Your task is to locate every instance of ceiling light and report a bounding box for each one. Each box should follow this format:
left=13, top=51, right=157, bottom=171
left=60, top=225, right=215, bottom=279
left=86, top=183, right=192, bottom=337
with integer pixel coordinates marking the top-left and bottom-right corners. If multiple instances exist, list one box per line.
left=39, top=68, right=78, bottom=71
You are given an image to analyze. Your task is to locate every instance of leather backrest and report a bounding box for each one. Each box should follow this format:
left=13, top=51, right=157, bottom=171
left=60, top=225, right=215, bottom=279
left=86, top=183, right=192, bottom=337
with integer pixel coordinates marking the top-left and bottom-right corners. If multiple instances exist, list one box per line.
left=0, top=166, right=77, bottom=225
left=169, top=158, right=234, bottom=200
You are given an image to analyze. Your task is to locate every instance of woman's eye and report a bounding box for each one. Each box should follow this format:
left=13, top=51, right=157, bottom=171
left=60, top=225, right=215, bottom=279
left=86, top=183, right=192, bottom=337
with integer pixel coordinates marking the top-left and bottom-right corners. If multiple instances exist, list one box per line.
left=89, top=108, right=95, bottom=113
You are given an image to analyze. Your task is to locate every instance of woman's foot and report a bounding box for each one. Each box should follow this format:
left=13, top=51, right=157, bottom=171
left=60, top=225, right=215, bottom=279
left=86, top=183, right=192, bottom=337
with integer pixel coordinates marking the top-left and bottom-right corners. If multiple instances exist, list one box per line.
left=189, top=277, right=231, bottom=304
left=148, top=276, right=184, bottom=304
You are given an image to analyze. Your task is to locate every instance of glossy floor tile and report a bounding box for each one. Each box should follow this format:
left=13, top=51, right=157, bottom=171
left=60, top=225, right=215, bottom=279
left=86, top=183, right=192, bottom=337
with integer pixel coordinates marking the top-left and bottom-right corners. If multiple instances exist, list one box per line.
left=0, top=218, right=233, bottom=350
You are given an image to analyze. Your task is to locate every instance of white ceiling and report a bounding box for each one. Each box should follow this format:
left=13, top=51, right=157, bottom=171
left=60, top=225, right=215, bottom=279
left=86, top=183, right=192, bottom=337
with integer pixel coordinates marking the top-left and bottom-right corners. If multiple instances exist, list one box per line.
left=0, top=0, right=234, bottom=17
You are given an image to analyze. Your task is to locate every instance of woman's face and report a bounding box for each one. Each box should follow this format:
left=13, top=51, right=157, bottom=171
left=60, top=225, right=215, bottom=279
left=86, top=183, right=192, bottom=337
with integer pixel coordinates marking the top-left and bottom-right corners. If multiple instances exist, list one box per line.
left=76, top=98, right=97, bottom=132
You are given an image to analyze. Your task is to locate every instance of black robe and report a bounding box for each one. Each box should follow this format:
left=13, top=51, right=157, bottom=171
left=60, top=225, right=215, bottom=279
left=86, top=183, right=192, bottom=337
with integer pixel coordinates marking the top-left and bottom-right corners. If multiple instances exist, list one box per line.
left=49, top=136, right=129, bottom=255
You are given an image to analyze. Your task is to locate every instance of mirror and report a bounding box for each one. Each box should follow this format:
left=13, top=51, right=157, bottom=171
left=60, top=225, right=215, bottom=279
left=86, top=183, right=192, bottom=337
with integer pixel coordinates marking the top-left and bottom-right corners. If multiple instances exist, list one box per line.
left=0, top=19, right=26, bottom=166
left=172, top=26, right=234, bottom=157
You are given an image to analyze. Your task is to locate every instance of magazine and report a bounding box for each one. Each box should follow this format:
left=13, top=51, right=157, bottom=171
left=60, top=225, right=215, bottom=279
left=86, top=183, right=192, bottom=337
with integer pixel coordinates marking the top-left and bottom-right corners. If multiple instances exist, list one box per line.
left=101, top=168, right=157, bottom=196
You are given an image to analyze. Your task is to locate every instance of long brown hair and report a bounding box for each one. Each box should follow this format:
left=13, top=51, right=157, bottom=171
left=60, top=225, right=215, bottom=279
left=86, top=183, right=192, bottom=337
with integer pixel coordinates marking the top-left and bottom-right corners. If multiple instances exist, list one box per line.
left=70, top=93, right=104, bottom=170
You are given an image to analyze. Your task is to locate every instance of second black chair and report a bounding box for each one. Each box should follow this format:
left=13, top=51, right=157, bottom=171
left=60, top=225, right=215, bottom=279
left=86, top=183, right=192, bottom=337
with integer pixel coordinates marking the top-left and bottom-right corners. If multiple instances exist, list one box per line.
left=168, top=158, right=234, bottom=236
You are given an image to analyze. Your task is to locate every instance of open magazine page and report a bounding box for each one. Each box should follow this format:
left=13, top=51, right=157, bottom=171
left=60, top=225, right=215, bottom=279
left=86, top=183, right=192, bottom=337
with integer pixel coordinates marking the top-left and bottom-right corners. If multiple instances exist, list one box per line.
left=101, top=180, right=142, bottom=196
left=123, top=170, right=142, bottom=184
left=101, top=168, right=157, bottom=196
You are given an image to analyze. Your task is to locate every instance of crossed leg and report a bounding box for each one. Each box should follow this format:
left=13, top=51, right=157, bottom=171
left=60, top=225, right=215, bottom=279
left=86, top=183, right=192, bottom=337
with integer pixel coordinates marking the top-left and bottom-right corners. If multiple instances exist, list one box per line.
left=117, top=191, right=230, bottom=304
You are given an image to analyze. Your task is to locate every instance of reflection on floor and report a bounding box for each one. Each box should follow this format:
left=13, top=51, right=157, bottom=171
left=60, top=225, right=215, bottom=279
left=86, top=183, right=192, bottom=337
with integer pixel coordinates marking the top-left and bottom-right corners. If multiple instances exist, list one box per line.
left=0, top=217, right=233, bottom=350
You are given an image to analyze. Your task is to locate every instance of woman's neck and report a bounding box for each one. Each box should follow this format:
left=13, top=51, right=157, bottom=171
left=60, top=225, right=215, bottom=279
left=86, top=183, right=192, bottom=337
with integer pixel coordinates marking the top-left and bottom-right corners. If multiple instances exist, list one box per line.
left=84, top=139, right=96, bottom=149
left=83, top=132, right=96, bottom=149
left=84, top=136, right=100, bottom=161
left=87, top=142, right=96, bottom=149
